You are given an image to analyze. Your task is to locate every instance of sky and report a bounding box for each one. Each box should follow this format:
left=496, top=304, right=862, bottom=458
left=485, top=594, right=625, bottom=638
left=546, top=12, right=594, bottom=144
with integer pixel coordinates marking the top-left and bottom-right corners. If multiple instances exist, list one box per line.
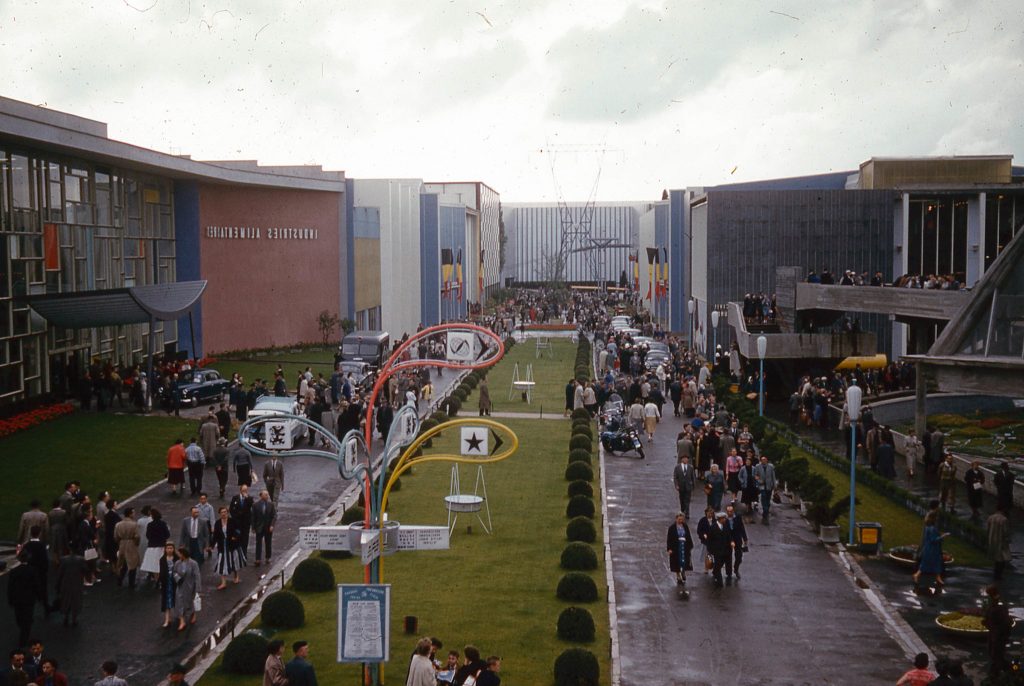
left=0, top=0, right=1022, bottom=201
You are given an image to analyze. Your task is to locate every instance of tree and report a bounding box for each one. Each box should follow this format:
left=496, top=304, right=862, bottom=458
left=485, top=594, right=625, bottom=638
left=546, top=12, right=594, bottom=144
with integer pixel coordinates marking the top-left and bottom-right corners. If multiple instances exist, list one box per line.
left=317, top=310, right=342, bottom=345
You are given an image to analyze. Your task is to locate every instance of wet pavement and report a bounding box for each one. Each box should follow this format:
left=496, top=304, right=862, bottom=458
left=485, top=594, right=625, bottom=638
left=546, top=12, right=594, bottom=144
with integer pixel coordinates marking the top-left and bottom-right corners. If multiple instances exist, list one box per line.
left=603, top=410, right=912, bottom=685
left=0, top=367, right=465, bottom=686
left=786, top=417, right=1024, bottom=678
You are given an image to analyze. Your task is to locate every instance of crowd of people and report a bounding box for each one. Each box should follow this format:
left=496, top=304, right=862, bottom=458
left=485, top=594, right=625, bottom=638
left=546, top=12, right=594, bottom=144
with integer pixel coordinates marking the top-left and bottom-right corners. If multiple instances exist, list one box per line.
left=807, top=267, right=968, bottom=291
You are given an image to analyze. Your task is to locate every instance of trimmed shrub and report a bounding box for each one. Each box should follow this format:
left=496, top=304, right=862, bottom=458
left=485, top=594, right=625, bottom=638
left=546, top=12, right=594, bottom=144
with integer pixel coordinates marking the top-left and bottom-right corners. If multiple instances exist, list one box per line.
left=557, top=607, right=596, bottom=642
left=340, top=505, right=365, bottom=525
left=452, top=387, right=469, bottom=402
left=566, top=495, right=596, bottom=519
left=565, top=462, right=593, bottom=482
left=775, top=457, right=808, bottom=490
left=567, top=480, right=594, bottom=498
left=798, top=473, right=833, bottom=505
left=222, top=632, right=268, bottom=675
left=554, top=648, right=600, bottom=686
left=292, top=558, right=335, bottom=592
left=556, top=572, right=598, bottom=602
left=569, top=435, right=593, bottom=452
left=261, top=590, right=305, bottom=628
left=430, top=410, right=449, bottom=425
left=566, top=516, right=597, bottom=543
left=572, top=417, right=593, bottom=431
left=571, top=426, right=593, bottom=441
left=568, top=449, right=592, bottom=466
left=446, top=397, right=461, bottom=416
left=560, top=542, right=598, bottom=570
left=418, top=418, right=439, bottom=447
left=571, top=408, right=591, bottom=421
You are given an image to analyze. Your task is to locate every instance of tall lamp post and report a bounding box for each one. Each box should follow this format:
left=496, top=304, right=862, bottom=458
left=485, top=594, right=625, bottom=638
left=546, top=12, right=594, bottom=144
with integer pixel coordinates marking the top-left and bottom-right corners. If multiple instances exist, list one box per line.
left=756, top=335, right=767, bottom=417
left=687, top=298, right=696, bottom=350
left=846, top=382, right=863, bottom=546
left=710, top=309, right=720, bottom=366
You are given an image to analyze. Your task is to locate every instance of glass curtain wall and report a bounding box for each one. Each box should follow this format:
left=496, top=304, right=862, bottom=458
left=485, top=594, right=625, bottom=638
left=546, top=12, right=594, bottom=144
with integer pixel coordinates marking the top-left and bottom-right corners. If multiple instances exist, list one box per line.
left=0, top=145, right=177, bottom=404
left=907, top=196, right=971, bottom=280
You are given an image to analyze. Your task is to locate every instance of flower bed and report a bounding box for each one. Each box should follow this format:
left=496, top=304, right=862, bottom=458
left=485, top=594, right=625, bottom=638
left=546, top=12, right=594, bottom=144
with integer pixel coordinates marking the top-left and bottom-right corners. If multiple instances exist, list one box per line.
left=525, top=323, right=577, bottom=331
left=0, top=403, right=75, bottom=438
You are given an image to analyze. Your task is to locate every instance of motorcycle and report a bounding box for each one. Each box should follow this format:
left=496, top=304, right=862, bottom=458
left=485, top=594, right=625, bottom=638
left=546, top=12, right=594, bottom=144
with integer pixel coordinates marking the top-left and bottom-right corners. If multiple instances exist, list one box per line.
left=600, top=421, right=645, bottom=459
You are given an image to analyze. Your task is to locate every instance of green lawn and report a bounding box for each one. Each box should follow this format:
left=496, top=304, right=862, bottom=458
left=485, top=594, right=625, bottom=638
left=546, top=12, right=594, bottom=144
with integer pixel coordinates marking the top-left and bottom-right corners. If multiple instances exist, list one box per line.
left=470, top=337, right=579, bottom=414
left=209, top=349, right=337, bottom=389
left=795, top=446, right=986, bottom=566
left=0, top=412, right=195, bottom=540
left=198, top=416, right=611, bottom=685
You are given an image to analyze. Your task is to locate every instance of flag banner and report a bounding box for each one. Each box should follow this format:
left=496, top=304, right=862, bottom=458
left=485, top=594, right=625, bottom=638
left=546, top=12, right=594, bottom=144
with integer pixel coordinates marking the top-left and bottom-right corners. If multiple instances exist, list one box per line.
left=43, top=223, right=60, bottom=271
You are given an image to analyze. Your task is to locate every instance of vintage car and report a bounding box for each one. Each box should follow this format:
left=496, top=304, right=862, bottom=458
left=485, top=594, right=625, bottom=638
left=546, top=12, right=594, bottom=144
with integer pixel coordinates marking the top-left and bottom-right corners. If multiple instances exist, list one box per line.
left=244, top=396, right=306, bottom=448
left=160, top=368, right=231, bottom=407
left=337, top=360, right=375, bottom=393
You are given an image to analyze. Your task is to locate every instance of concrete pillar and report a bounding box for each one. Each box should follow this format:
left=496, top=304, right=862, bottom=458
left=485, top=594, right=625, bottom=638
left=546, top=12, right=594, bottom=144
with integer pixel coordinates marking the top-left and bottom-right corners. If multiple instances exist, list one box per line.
left=915, top=364, right=928, bottom=438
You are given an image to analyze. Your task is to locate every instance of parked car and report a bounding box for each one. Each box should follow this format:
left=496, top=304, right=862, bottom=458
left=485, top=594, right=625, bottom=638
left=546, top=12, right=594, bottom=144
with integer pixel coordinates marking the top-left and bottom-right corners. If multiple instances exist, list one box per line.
left=244, top=396, right=306, bottom=448
left=337, top=361, right=375, bottom=393
left=160, top=368, right=231, bottom=407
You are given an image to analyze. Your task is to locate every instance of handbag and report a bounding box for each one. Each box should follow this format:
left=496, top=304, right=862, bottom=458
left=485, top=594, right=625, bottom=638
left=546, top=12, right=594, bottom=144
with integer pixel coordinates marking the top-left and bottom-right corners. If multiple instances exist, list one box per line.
left=83, top=547, right=98, bottom=561
left=704, top=554, right=714, bottom=571
left=194, top=593, right=202, bottom=612
left=703, top=483, right=713, bottom=496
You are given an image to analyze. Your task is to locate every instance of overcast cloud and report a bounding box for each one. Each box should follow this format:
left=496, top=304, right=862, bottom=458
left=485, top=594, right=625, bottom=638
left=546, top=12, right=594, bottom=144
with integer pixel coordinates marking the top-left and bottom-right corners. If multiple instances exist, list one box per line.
left=0, top=0, right=1021, bottom=200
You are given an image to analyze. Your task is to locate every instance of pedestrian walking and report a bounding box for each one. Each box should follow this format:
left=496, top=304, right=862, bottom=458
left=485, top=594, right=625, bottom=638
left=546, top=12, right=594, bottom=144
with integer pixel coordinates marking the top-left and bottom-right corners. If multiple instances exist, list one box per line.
left=252, top=490, right=277, bottom=567
left=173, top=547, right=202, bottom=631
left=210, top=438, right=230, bottom=499
left=231, top=443, right=254, bottom=487
left=230, top=484, right=255, bottom=558
left=158, top=543, right=179, bottom=627
left=264, top=641, right=288, bottom=686
left=984, top=585, right=1013, bottom=678
left=185, top=438, right=206, bottom=496
left=263, top=454, right=285, bottom=503
left=665, top=512, right=693, bottom=587
left=725, top=503, right=748, bottom=580
left=895, top=653, right=935, bottom=686
left=166, top=439, right=186, bottom=496
left=987, top=507, right=1011, bottom=581
left=478, top=379, right=491, bottom=417
left=753, top=455, right=777, bottom=524
left=285, top=642, right=318, bottom=686
left=642, top=399, right=660, bottom=443
left=903, top=429, right=923, bottom=478
left=994, top=462, right=1014, bottom=513
left=94, top=661, right=128, bottom=686
left=704, top=464, right=725, bottom=512
left=707, top=512, right=732, bottom=588
left=938, top=452, right=957, bottom=512
left=672, top=455, right=695, bottom=516
left=114, top=508, right=141, bottom=588
left=212, top=507, right=244, bottom=589
left=912, top=512, right=949, bottom=588
left=56, top=552, right=86, bottom=627
left=178, top=507, right=210, bottom=565
left=8, top=555, right=39, bottom=645
left=964, top=460, right=985, bottom=519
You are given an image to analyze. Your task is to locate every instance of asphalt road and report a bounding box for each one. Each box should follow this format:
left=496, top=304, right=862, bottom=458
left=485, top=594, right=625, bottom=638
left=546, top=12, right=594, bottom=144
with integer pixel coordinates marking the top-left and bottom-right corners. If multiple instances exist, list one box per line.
left=603, top=410, right=912, bottom=685
left=0, top=367, right=465, bottom=686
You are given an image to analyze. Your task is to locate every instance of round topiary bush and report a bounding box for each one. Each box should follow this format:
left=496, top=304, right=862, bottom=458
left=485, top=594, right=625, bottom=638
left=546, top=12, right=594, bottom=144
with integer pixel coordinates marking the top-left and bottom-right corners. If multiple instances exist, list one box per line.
left=452, top=387, right=469, bottom=402
left=567, top=450, right=592, bottom=467
left=292, top=557, right=335, bottom=592
left=569, top=435, right=592, bottom=452
left=430, top=410, right=449, bottom=425
left=571, top=420, right=593, bottom=435
left=571, top=408, right=591, bottom=421
left=261, top=590, right=305, bottom=628
left=567, top=480, right=593, bottom=498
left=556, top=572, right=598, bottom=602
left=554, top=648, right=600, bottom=686
left=571, top=426, right=593, bottom=441
left=222, top=632, right=268, bottom=675
left=557, top=606, right=596, bottom=642
left=560, top=542, right=598, bottom=570
left=565, top=462, right=593, bottom=482
left=566, top=495, right=596, bottom=519
left=340, top=505, right=365, bottom=525
left=446, top=397, right=461, bottom=416
left=566, top=516, right=597, bottom=543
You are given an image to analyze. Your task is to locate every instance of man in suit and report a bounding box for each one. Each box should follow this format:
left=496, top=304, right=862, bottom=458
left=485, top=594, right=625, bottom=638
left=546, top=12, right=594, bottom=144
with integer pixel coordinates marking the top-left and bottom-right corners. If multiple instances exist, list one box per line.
left=7, top=555, right=39, bottom=646
left=16, top=501, right=48, bottom=546
left=707, top=512, right=732, bottom=588
left=229, top=484, right=254, bottom=557
left=753, top=455, right=778, bottom=524
left=263, top=454, right=285, bottom=503
left=252, top=490, right=277, bottom=567
left=285, top=641, right=318, bottom=686
left=725, top=503, right=748, bottom=580
left=672, top=455, right=696, bottom=516
left=20, top=527, right=50, bottom=614
left=25, top=641, right=44, bottom=680
left=178, top=507, right=210, bottom=564
left=0, top=649, right=31, bottom=686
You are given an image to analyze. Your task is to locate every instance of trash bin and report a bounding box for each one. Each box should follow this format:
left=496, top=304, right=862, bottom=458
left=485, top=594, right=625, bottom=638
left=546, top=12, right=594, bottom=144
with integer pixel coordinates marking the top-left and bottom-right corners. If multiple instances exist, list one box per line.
left=856, top=521, right=882, bottom=555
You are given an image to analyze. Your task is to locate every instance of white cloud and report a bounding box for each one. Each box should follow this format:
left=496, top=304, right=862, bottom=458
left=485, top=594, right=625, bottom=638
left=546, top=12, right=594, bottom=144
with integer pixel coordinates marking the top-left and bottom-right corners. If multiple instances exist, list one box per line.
left=0, top=0, right=1021, bottom=201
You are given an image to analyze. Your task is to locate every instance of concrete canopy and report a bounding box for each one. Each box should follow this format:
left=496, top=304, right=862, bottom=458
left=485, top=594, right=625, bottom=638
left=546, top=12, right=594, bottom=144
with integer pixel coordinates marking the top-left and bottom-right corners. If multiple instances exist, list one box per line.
left=22, top=280, right=207, bottom=329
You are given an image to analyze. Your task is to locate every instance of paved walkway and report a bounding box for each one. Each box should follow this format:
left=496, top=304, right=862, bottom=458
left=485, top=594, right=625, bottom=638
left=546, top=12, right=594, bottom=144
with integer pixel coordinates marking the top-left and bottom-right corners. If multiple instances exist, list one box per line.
left=0, top=367, right=466, bottom=686
left=786, top=420, right=1024, bottom=677
left=603, top=410, right=913, bottom=685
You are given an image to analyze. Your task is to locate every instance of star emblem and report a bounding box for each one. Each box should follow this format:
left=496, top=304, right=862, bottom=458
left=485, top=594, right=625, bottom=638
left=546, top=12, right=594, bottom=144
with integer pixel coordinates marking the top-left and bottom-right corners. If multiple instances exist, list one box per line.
left=464, top=432, right=484, bottom=453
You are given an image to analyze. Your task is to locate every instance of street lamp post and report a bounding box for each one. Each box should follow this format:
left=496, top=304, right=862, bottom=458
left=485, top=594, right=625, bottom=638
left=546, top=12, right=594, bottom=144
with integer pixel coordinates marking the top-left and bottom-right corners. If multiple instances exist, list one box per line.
left=711, top=309, right=720, bottom=366
left=756, top=335, right=767, bottom=417
left=846, top=383, right=863, bottom=546
left=687, top=298, right=695, bottom=350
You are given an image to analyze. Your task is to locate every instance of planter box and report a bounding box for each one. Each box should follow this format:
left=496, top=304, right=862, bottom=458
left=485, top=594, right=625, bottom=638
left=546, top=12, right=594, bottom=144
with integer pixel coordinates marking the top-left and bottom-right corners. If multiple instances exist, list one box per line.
left=819, top=525, right=840, bottom=544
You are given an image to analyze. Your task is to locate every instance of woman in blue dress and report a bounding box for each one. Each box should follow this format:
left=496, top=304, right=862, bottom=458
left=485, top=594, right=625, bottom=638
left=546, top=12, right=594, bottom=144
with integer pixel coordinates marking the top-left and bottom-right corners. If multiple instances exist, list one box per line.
left=913, top=512, right=949, bottom=587
left=158, top=542, right=178, bottom=627
left=705, top=464, right=726, bottom=512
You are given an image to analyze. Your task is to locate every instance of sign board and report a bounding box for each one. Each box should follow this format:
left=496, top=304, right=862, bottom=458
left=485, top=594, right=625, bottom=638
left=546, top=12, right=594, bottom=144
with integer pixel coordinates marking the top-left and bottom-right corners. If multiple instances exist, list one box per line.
left=300, top=526, right=353, bottom=551
left=338, top=584, right=390, bottom=663
left=265, top=421, right=293, bottom=450
left=360, top=530, right=381, bottom=566
left=446, top=332, right=476, bottom=362
left=395, top=525, right=450, bottom=551
left=460, top=427, right=488, bottom=456
left=391, top=407, right=419, bottom=446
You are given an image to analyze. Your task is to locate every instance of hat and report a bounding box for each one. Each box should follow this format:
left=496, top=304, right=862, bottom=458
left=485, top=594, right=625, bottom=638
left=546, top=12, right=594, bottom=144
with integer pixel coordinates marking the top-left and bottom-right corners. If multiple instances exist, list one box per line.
left=715, top=511, right=727, bottom=519
left=218, top=437, right=228, bottom=446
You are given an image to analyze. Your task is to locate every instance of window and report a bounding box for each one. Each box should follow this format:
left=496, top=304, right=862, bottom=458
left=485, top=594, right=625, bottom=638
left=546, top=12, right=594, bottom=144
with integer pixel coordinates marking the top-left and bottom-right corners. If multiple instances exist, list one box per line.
left=10, top=155, right=33, bottom=209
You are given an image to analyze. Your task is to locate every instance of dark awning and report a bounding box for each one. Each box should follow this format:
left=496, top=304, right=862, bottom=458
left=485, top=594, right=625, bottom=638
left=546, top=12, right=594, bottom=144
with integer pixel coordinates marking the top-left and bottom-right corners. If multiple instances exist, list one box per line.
left=21, top=280, right=207, bottom=328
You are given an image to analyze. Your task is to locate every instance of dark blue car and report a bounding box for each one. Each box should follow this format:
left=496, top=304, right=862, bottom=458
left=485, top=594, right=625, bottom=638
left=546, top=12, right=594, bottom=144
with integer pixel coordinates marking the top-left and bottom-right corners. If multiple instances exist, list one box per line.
left=163, top=368, right=231, bottom=407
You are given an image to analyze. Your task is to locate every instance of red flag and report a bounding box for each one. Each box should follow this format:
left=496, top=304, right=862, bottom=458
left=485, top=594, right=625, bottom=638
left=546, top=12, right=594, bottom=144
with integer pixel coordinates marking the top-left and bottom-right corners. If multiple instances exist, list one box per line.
left=43, top=223, right=60, bottom=271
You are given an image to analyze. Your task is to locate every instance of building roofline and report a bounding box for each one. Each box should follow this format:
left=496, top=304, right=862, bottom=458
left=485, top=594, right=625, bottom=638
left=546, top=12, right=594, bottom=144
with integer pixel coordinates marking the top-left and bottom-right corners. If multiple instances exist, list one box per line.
left=0, top=97, right=345, bottom=192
